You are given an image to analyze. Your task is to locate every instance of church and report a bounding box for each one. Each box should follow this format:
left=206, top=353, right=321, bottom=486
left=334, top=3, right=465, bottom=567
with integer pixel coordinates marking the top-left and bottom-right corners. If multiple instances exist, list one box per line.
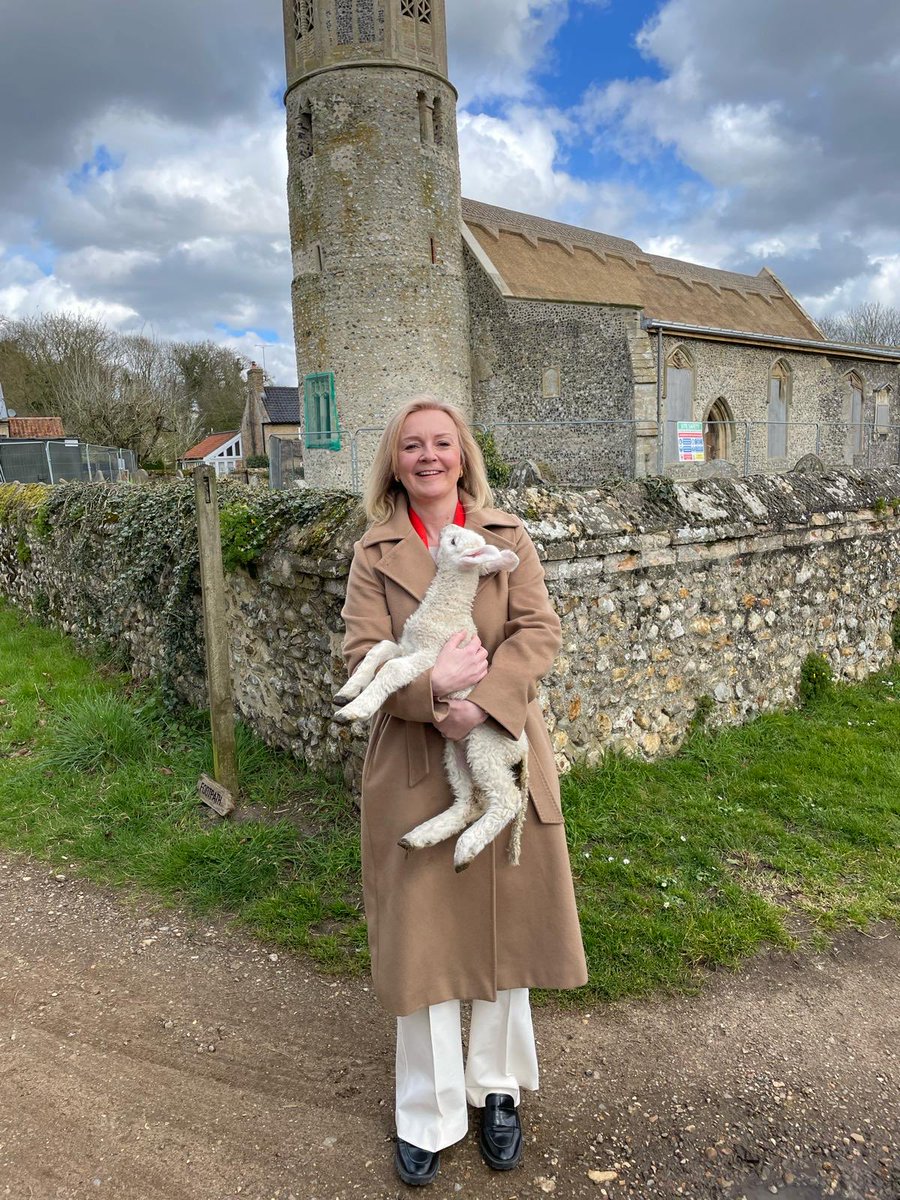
left=252, top=0, right=900, bottom=489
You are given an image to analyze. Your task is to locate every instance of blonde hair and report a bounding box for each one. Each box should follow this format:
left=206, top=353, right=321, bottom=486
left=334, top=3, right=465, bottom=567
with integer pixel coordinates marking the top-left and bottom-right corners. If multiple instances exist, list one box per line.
left=363, top=394, right=494, bottom=525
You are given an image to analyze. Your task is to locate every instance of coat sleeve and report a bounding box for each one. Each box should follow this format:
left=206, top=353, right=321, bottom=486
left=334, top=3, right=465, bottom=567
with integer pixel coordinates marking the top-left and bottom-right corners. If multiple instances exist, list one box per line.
left=466, top=524, right=561, bottom=741
left=341, top=542, right=450, bottom=726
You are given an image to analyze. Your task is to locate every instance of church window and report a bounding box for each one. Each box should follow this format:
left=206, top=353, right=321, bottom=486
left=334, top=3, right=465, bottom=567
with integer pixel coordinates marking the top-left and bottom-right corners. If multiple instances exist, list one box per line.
left=542, top=367, right=561, bottom=399
left=430, top=236, right=437, bottom=265
left=304, top=372, right=340, bottom=451
left=664, top=345, right=694, bottom=463
left=293, top=0, right=315, bottom=40
left=767, top=359, right=790, bottom=459
left=418, top=91, right=433, bottom=145
left=297, top=108, right=314, bottom=159
left=401, top=0, right=416, bottom=16
left=417, top=0, right=432, bottom=22
left=874, top=384, right=892, bottom=435
left=432, top=95, right=443, bottom=145
left=844, top=371, right=864, bottom=459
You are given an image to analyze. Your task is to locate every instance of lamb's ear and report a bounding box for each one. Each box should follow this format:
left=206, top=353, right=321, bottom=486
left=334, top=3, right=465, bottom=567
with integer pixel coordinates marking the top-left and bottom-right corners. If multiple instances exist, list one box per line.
left=460, top=545, right=520, bottom=575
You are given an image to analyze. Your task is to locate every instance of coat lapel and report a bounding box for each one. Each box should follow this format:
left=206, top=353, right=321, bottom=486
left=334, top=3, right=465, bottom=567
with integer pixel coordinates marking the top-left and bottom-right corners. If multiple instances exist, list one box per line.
left=362, top=492, right=521, bottom=604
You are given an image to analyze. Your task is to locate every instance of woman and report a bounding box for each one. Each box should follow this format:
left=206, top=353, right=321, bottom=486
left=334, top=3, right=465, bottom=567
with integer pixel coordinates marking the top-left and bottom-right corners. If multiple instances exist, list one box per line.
left=341, top=396, right=587, bottom=1186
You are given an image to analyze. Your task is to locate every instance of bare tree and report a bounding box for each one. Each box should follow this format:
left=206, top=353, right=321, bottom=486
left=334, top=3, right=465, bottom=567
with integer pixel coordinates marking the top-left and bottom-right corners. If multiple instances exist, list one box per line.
left=1, top=313, right=208, bottom=460
left=818, top=302, right=900, bottom=348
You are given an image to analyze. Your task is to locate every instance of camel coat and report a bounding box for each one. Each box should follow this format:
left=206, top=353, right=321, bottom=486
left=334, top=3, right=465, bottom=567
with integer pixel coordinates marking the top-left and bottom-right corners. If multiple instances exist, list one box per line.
left=341, top=493, right=587, bottom=1016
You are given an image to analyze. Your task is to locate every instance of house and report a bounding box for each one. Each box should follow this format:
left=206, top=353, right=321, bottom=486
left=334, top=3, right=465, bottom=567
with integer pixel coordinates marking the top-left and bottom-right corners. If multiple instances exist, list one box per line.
left=179, top=431, right=243, bottom=476
left=240, top=363, right=301, bottom=462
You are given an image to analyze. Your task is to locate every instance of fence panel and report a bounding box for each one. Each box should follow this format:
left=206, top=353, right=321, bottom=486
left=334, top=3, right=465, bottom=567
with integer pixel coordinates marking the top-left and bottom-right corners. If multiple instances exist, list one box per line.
left=268, top=435, right=305, bottom=491
left=0, top=440, right=134, bottom=485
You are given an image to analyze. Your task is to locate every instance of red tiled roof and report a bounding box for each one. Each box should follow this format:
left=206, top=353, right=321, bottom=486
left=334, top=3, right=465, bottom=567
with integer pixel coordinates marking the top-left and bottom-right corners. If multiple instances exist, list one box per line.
left=181, top=431, right=239, bottom=461
left=8, top=417, right=65, bottom=438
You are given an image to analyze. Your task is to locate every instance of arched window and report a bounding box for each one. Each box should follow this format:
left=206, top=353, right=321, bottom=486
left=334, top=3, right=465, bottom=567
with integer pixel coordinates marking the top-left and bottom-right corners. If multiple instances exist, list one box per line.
left=704, top=397, right=734, bottom=462
left=665, top=345, right=694, bottom=463
left=844, top=371, right=864, bottom=459
left=432, top=95, right=443, bottom=145
left=296, top=106, right=314, bottom=159
left=875, top=384, right=893, bottom=436
left=417, top=91, right=433, bottom=145
left=767, top=359, right=791, bottom=458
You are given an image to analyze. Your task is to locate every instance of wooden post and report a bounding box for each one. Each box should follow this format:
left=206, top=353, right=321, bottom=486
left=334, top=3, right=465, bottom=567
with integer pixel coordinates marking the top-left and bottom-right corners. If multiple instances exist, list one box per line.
left=194, top=465, right=239, bottom=805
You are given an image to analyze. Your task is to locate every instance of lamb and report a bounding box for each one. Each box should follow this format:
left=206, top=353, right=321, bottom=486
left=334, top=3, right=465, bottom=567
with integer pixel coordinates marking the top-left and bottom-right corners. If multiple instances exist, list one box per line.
left=334, top=523, right=529, bottom=872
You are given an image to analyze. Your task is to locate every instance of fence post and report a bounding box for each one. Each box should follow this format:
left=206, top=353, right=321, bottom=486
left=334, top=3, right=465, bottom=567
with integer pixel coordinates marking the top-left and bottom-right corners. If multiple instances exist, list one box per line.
left=44, top=442, right=55, bottom=485
left=194, top=465, right=239, bottom=805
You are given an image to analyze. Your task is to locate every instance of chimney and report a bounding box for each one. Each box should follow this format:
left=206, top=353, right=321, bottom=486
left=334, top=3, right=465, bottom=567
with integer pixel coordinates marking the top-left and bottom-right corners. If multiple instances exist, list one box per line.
left=244, top=362, right=267, bottom=458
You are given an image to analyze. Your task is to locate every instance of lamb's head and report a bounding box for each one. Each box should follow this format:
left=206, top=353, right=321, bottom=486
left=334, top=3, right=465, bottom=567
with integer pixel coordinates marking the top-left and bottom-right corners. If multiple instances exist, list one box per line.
left=437, top=524, right=520, bottom=576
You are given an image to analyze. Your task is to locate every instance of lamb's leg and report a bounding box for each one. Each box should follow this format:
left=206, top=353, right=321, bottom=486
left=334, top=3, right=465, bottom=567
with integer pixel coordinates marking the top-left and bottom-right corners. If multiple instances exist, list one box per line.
left=453, top=730, right=528, bottom=872
left=334, top=640, right=401, bottom=705
left=399, top=740, right=481, bottom=850
left=333, top=650, right=434, bottom=723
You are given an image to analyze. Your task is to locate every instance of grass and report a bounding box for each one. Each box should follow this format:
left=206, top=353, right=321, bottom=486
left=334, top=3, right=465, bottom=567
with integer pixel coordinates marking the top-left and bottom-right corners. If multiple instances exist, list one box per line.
left=1, top=600, right=898, bottom=1005
left=0, top=603, right=366, bottom=973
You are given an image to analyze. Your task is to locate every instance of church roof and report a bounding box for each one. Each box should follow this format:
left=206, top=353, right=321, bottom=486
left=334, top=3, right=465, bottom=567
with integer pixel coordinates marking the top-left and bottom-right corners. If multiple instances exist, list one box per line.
left=262, top=386, right=301, bottom=424
left=460, top=198, right=824, bottom=342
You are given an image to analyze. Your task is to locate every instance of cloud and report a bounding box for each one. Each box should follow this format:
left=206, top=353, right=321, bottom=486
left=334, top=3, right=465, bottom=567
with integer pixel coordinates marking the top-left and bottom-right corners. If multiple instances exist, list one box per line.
left=575, top=0, right=900, bottom=312
left=449, top=0, right=571, bottom=103
left=459, top=105, right=589, bottom=219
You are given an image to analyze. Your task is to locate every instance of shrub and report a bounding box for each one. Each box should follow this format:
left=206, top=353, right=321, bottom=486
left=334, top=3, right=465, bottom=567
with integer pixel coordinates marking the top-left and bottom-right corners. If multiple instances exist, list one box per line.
left=246, top=455, right=269, bottom=469
left=798, top=652, right=833, bottom=706
left=473, top=429, right=511, bottom=488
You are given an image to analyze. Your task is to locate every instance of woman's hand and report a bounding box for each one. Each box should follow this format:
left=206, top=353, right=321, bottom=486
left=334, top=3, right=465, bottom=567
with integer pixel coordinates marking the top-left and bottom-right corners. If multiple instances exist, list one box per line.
left=431, top=630, right=488, bottom=698
left=438, top=699, right=488, bottom=742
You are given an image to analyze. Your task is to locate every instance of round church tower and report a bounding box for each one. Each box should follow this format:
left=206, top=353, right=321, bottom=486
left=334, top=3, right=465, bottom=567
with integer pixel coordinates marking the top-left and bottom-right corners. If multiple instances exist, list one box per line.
left=282, top=0, right=472, bottom=488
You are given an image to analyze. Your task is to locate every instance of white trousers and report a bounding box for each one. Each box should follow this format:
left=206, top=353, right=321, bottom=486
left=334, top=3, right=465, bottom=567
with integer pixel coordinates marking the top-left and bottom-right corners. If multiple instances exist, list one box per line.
left=395, top=988, right=539, bottom=1153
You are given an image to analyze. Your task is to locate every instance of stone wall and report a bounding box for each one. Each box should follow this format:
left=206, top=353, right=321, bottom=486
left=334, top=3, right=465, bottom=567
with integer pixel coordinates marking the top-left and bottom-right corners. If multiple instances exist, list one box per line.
left=1, top=469, right=898, bottom=786
left=465, top=245, right=638, bottom=485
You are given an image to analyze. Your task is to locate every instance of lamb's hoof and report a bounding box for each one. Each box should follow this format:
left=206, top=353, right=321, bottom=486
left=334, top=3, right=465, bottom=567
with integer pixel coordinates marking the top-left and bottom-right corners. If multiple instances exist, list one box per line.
left=333, top=693, right=350, bottom=706
left=397, top=837, right=414, bottom=850
left=454, top=860, right=471, bottom=874
left=333, top=708, right=353, bottom=724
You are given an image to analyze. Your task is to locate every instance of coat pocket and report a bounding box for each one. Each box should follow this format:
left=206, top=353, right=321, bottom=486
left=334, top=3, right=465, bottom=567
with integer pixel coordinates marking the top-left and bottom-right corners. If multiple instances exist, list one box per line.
left=527, top=753, right=564, bottom=824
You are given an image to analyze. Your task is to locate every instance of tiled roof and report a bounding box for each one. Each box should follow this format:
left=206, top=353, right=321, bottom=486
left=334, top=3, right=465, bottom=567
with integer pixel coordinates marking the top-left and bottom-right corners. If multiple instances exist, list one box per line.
left=8, top=417, right=65, bottom=438
left=461, top=198, right=824, bottom=341
left=263, top=386, right=301, bottom=424
left=182, top=431, right=239, bottom=461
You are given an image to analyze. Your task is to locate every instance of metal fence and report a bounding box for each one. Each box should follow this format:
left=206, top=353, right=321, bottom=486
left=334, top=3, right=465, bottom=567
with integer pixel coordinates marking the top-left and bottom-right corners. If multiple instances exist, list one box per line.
left=0, top=439, right=137, bottom=485
left=268, top=435, right=305, bottom=490
left=268, top=418, right=900, bottom=494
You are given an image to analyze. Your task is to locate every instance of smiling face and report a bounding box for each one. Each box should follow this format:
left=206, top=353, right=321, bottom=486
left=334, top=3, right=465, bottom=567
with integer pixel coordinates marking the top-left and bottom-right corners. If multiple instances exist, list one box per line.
left=396, top=408, right=463, bottom=509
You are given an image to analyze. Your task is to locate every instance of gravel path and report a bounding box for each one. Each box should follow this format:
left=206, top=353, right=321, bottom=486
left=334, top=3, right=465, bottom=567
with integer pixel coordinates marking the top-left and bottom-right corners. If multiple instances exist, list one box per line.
left=0, top=854, right=897, bottom=1200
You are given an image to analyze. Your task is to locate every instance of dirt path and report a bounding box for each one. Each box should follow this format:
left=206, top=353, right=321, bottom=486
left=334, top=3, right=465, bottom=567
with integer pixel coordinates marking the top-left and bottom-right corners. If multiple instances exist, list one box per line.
left=0, top=855, right=897, bottom=1200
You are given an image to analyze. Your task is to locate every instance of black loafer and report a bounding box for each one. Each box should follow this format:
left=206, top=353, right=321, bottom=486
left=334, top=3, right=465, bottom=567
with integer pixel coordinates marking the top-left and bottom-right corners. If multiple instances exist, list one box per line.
left=479, top=1093, right=523, bottom=1170
left=395, top=1138, right=440, bottom=1186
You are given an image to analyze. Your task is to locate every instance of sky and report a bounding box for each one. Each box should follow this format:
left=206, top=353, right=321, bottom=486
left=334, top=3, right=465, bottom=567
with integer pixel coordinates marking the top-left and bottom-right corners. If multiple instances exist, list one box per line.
left=1, top=0, right=899, bottom=386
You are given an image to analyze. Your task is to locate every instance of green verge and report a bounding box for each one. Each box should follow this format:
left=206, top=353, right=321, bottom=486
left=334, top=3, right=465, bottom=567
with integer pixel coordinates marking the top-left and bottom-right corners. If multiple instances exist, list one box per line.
left=1, top=600, right=898, bottom=1004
